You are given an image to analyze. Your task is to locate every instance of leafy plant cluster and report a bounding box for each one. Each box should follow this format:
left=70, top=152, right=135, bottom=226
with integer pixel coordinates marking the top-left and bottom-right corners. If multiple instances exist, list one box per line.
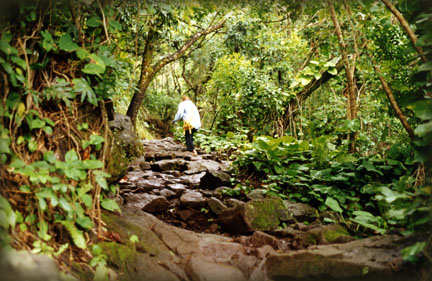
left=233, top=135, right=431, bottom=235
left=0, top=1, right=129, bottom=273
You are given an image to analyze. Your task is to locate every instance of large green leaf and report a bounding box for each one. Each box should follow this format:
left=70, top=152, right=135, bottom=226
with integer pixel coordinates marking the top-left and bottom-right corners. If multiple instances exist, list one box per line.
left=418, top=61, right=432, bottom=72
left=407, top=100, right=432, bottom=121
left=414, top=120, right=432, bottom=137
left=100, top=198, right=120, bottom=212
left=58, top=34, right=79, bottom=52
left=325, top=197, right=343, bottom=213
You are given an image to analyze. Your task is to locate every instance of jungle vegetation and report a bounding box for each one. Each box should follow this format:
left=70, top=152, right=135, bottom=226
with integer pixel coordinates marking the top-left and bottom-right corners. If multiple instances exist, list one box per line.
left=0, top=0, right=431, bottom=279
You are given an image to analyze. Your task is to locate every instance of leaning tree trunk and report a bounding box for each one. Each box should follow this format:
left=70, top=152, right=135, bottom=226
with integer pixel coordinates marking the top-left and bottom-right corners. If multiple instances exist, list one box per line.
left=126, top=20, right=225, bottom=127
left=328, top=0, right=357, bottom=153
left=368, top=54, right=415, bottom=139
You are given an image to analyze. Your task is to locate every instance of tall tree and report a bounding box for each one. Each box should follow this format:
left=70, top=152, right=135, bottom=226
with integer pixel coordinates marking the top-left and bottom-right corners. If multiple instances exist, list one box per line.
left=328, top=0, right=358, bottom=153
left=126, top=19, right=225, bottom=126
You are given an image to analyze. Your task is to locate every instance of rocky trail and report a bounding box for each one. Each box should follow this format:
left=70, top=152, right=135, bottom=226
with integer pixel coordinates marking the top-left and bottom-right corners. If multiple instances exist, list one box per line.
left=100, top=138, right=420, bottom=281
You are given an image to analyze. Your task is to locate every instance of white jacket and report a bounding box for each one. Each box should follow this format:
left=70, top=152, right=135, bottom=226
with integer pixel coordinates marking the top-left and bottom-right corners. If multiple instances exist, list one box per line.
left=173, top=100, right=201, bottom=129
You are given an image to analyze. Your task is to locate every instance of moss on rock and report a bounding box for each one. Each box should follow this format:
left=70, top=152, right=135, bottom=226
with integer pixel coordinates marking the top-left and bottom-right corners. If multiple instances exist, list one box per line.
left=245, top=198, right=292, bottom=231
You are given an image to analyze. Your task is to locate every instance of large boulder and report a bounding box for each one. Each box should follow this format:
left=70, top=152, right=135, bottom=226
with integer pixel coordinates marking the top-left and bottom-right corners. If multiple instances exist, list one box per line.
left=107, top=113, right=143, bottom=182
left=199, top=170, right=231, bottom=189
left=218, top=198, right=293, bottom=234
left=124, top=193, right=169, bottom=213
left=284, top=200, right=318, bottom=222
left=0, top=249, right=65, bottom=281
left=265, top=234, right=417, bottom=281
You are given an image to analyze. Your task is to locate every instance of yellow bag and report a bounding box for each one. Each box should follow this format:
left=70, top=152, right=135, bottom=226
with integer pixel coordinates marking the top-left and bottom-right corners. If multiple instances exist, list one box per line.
left=183, top=120, right=193, bottom=134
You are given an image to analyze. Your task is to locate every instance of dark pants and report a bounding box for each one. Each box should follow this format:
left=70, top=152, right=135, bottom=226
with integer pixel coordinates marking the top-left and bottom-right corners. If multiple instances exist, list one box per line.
left=185, top=128, right=197, bottom=151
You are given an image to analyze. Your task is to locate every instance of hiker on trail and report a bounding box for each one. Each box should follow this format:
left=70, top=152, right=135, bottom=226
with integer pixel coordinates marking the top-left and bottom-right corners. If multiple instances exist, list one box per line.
left=172, top=96, right=201, bottom=156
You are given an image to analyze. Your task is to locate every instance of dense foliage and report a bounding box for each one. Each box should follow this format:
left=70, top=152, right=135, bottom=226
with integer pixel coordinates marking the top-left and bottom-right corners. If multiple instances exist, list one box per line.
left=0, top=0, right=430, bottom=278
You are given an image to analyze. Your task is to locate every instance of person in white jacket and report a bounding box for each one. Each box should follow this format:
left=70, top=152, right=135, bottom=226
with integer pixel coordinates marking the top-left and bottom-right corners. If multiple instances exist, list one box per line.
left=173, top=96, right=201, bottom=156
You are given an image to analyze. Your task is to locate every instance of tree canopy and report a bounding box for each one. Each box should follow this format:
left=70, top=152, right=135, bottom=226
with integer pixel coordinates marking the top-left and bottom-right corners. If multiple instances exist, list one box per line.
left=0, top=0, right=431, bottom=278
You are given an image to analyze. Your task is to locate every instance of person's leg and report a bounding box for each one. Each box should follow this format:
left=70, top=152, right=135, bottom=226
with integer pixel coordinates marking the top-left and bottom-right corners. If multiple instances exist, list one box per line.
left=185, top=129, right=194, bottom=151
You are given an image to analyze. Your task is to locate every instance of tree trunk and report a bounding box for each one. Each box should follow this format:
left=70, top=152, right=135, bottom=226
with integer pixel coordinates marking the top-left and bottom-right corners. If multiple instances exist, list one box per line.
left=368, top=54, right=415, bottom=139
left=328, top=0, right=357, bottom=153
left=126, top=27, right=156, bottom=126
left=381, top=0, right=428, bottom=63
left=126, top=20, right=225, bottom=126
left=282, top=58, right=344, bottom=131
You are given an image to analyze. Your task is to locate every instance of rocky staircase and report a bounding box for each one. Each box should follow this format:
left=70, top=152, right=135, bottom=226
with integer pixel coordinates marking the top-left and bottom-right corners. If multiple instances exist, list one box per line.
left=101, top=137, right=420, bottom=281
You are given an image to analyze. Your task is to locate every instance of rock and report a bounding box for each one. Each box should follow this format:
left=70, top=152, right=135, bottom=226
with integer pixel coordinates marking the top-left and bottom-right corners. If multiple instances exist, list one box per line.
left=151, top=159, right=185, bottom=172
left=284, top=200, right=318, bottom=222
left=199, top=170, right=231, bottom=189
left=207, top=197, right=228, bottom=215
left=139, top=161, right=152, bottom=170
left=124, top=193, right=169, bottom=213
left=180, top=191, right=207, bottom=209
left=107, top=113, right=143, bottom=182
left=225, top=198, right=244, bottom=208
left=185, top=255, right=248, bottom=281
left=0, top=249, right=63, bottom=281
left=218, top=198, right=293, bottom=234
left=179, top=172, right=206, bottom=186
left=247, top=189, right=266, bottom=200
left=185, top=160, right=222, bottom=174
left=214, top=186, right=231, bottom=195
left=248, top=231, right=279, bottom=250
left=306, top=223, right=354, bottom=244
left=167, top=183, right=186, bottom=195
left=159, top=189, right=176, bottom=198
left=265, top=234, right=417, bottom=280
left=135, top=178, right=164, bottom=191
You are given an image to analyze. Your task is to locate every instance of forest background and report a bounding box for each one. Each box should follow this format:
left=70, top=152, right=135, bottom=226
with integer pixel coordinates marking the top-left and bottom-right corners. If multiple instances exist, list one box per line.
left=0, top=0, right=431, bottom=279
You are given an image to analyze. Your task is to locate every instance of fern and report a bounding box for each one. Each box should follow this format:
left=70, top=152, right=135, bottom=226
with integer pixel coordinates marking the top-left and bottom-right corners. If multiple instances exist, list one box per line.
left=60, top=221, right=86, bottom=249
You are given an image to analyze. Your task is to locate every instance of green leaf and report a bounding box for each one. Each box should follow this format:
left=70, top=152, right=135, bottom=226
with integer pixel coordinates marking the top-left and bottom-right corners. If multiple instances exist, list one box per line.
left=60, top=221, right=86, bottom=249
left=76, top=216, right=93, bottom=230
left=11, top=56, right=27, bottom=70
left=414, top=120, right=432, bottom=137
left=129, top=235, right=139, bottom=244
left=109, top=20, right=122, bottom=30
left=418, top=61, right=432, bottom=72
left=28, top=139, right=37, bottom=152
left=0, top=137, right=11, bottom=154
left=327, top=67, right=338, bottom=75
left=82, top=63, right=105, bottom=76
left=401, top=242, right=427, bottom=263
left=0, top=196, right=16, bottom=228
left=0, top=40, right=18, bottom=55
left=65, top=150, right=78, bottom=162
left=59, top=197, right=72, bottom=212
left=72, top=78, right=97, bottom=105
left=54, top=243, right=69, bottom=257
left=27, top=117, right=45, bottom=130
left=81, top=194, right=92, bottom=208
left=41, top=30, right=55, bottom=52
left=87, top=16, right=102, bottom=27
left=325, top=197, right=343, bottom=213
left=58, top=34, right=79, bottom=52
left=76, top=48, right=89, bottom=60
left=100, top=198, right=120, bottom=212
left=407, top=100, right=432, bottom=121
left=83, top=159, right=104, bottom=169
left=1, top=32, right=12, bottom=43
left=377, top=186, right=410, bottom=203
left=37, top=220, right=52, bottom=241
